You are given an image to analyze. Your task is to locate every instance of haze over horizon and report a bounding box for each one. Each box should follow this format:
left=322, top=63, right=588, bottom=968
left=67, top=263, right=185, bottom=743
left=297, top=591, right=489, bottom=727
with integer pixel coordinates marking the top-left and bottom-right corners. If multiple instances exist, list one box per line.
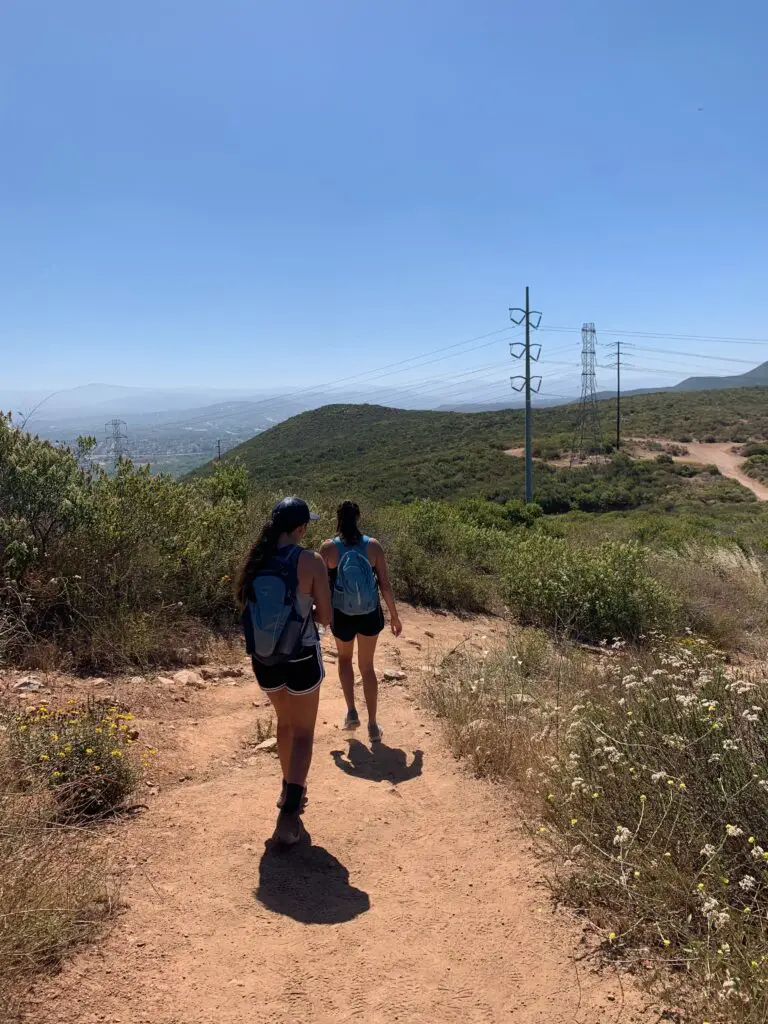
left=2, top=1, right=767, bottom=406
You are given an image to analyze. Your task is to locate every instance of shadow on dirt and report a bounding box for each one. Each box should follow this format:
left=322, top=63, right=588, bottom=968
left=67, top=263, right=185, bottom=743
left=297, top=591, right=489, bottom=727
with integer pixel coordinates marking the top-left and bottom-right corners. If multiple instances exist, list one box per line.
left=255, top=832, right=370, bottom=924
left=330, top=739, right=424, bottom=785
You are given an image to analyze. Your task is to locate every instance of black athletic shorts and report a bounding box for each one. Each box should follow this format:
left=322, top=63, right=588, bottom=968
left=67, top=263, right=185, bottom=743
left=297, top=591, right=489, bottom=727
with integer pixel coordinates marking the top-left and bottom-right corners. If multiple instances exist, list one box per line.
left=251, top=645, right=325, bottom=696
left=331, top=604, right=385, bottom=643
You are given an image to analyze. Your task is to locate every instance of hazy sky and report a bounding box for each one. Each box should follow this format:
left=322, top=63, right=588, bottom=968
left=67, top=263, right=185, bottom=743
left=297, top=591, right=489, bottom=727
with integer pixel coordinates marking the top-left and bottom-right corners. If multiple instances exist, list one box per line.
left=2, top=1, right=767, bottom=403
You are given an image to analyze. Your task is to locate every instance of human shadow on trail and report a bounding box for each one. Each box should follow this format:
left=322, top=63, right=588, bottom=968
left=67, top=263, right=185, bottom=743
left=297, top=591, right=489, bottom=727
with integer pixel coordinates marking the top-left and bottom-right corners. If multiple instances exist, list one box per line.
left=255, top=831, right=370, bottom=925
left=330, top=739, right=424, bottom=785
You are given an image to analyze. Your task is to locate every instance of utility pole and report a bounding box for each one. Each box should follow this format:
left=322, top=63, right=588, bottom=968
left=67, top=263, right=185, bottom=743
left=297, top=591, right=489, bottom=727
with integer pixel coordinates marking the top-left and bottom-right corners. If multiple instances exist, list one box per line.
left=509, top=287, right=542, bottom=503
left=616, top=338, right=621, bottom=450
left=602, top=340, right=634, bottom=451
left=217, top=439, right=222, bottom=461
left=104, top=418, right=128, bottom=471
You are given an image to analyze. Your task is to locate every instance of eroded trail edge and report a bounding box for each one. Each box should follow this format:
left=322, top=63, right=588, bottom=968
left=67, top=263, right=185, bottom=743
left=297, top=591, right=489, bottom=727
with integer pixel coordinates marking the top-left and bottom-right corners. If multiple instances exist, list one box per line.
left=25, top=608, right=655, bottom=1024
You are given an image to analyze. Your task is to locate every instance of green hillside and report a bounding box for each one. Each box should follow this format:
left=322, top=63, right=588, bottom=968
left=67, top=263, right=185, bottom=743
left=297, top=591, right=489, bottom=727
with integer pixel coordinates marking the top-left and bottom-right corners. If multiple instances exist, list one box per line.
left=199, top=389, right=768, bottom=509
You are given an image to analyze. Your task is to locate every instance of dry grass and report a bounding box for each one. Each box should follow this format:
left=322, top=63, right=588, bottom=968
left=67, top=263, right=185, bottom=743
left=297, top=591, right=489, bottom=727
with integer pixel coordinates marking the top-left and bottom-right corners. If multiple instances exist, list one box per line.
left=425, top=632, right=768, bottom=1022
left=652, top=546, right=768, bottom=653
left=0, top=758, right=113, bottom=1021
left=0, top=693, right=143, bottom=1018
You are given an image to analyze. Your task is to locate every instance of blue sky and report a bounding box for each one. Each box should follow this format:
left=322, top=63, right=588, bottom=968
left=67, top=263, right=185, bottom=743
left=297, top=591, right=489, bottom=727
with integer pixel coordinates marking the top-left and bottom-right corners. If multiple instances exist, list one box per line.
left=2, top=0, right=767, bottom=401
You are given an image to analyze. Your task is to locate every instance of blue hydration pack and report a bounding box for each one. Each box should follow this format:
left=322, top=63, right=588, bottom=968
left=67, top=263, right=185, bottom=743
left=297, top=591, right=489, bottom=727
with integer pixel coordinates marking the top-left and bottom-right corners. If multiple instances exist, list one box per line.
left=332, top=536, right=378, bottom=616
left=241, top=545, right=308, bottom=665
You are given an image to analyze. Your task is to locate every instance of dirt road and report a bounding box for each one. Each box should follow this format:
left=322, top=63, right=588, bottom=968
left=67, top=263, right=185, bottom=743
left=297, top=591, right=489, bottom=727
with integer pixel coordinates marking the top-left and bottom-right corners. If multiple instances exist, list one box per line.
left=24, top=608, right=654, bottom=1024
left=680, top=442, right=768, bottom=501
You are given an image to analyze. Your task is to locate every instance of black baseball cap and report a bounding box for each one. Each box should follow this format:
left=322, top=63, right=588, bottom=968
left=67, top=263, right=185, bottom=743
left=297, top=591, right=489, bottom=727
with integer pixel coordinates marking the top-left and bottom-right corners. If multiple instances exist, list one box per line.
left=271, top=496, right=320, bottom=531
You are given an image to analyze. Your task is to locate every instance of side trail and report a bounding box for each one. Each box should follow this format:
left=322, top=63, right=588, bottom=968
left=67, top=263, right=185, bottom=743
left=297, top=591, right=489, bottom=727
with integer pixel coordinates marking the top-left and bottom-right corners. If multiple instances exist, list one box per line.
left=26, top=608, right=656, bottom=1024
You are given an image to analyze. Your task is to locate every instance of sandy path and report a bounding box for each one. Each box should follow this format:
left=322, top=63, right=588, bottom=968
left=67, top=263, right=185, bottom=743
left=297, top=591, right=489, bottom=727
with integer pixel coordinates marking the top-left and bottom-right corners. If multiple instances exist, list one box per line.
left=25, top=608, right=654, bottom=1024
left=679, top=442, right=768, bottom=501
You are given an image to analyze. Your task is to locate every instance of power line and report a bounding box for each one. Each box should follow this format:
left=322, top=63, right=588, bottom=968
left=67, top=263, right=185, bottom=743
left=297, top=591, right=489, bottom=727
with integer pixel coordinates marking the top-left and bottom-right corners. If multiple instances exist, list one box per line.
left=544, top=325, right=768, bottom=348
left=168, top=326, right=522, bottom=430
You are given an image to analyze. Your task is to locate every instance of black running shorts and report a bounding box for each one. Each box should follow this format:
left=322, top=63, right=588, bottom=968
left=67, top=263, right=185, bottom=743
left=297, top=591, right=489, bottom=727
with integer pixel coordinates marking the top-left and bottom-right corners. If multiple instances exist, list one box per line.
left=331, top=605, right=385, bottom=643
left=251, top=645, right=325, bottom=696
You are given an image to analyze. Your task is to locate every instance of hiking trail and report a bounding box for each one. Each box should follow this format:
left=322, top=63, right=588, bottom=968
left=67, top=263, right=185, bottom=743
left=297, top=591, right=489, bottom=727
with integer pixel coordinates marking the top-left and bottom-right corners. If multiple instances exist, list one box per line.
left=23, top=607, right=657, bottom=1024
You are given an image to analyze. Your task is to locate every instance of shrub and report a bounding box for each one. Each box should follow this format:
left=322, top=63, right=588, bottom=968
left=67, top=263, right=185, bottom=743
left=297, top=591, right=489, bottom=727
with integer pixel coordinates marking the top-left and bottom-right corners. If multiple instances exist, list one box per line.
left=7, top=699, right=141, bottom=818
left=425, top=636, right=768, bottom=1020
left=543, top=643, right=768, bottom=1019
left=500, top=537, right=677, bottom=642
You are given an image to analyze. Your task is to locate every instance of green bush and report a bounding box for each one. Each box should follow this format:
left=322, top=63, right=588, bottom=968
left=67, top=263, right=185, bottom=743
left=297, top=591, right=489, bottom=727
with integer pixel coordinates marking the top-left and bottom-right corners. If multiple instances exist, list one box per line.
left=500, top=537, right=676, bottom=642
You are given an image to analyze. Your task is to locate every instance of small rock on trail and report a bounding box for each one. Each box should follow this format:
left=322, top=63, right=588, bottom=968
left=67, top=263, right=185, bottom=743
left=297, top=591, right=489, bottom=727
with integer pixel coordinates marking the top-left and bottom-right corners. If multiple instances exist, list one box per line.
left=173, top=669, right=206, bottom=689
left=12, top=677, right=47, bottom=693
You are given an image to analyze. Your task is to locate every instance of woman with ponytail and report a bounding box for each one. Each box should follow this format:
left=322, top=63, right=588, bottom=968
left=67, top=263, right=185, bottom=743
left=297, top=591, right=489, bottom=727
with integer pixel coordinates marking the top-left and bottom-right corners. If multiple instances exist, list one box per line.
left=238, top=497, right=331, bottom=846
left=320, top=501, right=402, bottom=743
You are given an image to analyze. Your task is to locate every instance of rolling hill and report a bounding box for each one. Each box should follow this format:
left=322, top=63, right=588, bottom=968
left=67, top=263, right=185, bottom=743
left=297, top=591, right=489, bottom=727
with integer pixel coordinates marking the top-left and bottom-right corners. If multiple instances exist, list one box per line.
left=197, top=386, right=768, bottom=509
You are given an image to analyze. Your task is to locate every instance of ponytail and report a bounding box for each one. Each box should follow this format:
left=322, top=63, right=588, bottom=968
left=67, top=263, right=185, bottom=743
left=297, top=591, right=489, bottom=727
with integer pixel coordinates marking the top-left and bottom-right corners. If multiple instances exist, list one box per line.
left=236, top=520, right=281, bottom=609
left=336, top=500, right=362, bottom=547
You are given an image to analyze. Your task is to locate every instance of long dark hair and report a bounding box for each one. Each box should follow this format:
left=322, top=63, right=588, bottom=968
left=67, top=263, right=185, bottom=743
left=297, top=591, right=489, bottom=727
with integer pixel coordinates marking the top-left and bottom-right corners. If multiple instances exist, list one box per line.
left=236, top=519, right=281, bottom=609
left=337, top=500, right=362, bottom=546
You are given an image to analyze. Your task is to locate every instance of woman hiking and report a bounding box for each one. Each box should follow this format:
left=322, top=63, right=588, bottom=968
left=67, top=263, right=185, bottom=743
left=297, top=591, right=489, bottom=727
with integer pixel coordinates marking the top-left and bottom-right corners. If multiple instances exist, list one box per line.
left=320, top=501, right=402, bottom=744
left=237, top=497, right=331, bottom=846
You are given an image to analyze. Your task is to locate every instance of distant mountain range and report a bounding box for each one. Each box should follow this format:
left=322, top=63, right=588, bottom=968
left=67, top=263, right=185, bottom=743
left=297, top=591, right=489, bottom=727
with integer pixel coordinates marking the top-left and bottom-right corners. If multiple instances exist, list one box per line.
left=6, top=361, right=768, bottom=474
left=595, top=360, right=768, bottom=401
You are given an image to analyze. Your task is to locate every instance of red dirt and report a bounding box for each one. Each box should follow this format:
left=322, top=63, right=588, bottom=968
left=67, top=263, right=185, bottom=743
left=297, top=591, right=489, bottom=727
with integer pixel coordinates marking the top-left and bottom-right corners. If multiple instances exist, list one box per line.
left=20, top=608, right=656, bottom=1024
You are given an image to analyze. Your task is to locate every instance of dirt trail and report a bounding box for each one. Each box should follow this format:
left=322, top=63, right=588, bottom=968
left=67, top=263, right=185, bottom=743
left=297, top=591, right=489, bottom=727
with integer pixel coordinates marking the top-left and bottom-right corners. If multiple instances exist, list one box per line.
left=679, top=442, right=768, bottom=501
left=25, top=608, right=655, bottom=1024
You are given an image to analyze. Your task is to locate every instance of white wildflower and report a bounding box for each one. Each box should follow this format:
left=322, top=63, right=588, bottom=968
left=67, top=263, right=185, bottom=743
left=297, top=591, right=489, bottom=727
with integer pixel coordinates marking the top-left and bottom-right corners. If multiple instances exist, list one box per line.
left=758, top=780, right=768, bottom=791
left=651, top=771, right=669, bottom=784
left=720, top=975, right=737, bottom=999
left=700, top=844, right=717, bottom=858
left=722, top=739, right=740, bottom=751
left=739, top=875, right=756, bottom=892
left=725, top=824, right=744, bottom=838
left=613, top=827, right=632, bottom=847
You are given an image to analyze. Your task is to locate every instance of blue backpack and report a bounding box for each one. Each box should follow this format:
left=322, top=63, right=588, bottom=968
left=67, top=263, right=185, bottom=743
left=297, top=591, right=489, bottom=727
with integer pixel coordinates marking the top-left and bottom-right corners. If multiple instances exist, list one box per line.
left=333, top=536, right=378, bottom=615
left=241, top=545, right=308, bottom=665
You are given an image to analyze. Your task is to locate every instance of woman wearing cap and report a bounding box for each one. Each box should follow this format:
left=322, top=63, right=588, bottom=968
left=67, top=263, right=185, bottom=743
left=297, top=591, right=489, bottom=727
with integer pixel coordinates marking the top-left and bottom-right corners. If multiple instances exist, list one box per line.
left=237, top=497, right=331, bottom=845
left=320, top=500, right=402, bottom=744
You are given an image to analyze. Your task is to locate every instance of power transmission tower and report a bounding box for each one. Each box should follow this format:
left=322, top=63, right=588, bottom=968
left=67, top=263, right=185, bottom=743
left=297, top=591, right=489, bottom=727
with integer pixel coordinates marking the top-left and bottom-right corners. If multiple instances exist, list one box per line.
left=105, top=419, right=128, bottom=470
left=217, top=439, right=222, bottom=461
left=570, top=323, right=603, bottom=465
left=509, top=287, right=542, bottom=503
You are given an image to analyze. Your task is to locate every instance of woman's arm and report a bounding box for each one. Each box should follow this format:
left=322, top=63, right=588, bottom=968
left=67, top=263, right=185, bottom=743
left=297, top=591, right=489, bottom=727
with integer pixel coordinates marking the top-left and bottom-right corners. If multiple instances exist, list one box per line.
left=309, top=552, right=332, bottom=628
left=318, top=539, right=338, bottom=569
left=368, top=538, right=402, bottom=637
left=299, top=550, right=332, bottom=627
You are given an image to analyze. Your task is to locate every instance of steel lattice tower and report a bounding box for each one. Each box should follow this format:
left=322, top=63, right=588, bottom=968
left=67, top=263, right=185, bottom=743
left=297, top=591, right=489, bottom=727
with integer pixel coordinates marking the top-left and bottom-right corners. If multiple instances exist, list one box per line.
left=570, top=323, right=603, bottom=465
left=105, top=418, right=128, bottom=469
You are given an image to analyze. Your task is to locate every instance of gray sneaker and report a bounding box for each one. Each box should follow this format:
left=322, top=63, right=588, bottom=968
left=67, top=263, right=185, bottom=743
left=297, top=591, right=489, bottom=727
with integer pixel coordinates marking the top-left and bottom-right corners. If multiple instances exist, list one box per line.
left=368, top=723, right=384, bottom=744
left=344, top=708, right=361, bottom=731
left=272, top=810, right=304, bottom=846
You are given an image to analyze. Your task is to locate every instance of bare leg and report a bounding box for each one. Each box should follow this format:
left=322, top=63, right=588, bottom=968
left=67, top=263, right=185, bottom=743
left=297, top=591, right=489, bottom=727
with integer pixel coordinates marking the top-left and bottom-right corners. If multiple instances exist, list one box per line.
left=285, top=687, right=321, bottom=787
left=335, top=637, right=357, bottom=712
left=357, top=633, right=380, bottom=729
left=265, top=688, right=292, bottom=782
